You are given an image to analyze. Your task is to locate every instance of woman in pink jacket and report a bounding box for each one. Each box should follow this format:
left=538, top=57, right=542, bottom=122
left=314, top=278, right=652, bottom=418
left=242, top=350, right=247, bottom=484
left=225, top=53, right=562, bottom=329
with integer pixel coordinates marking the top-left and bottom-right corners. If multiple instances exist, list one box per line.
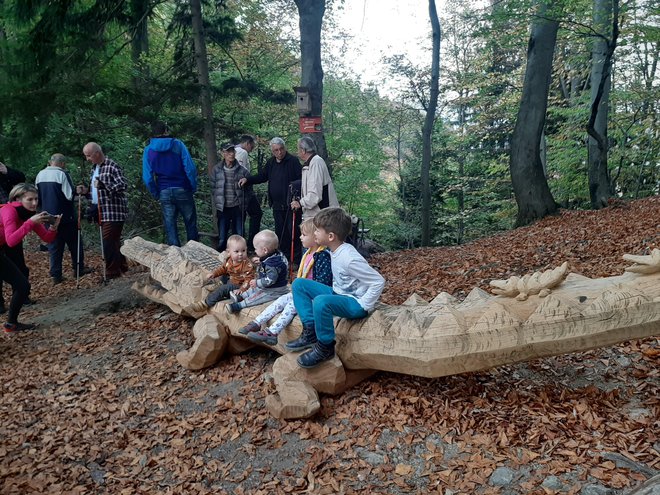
left=0, top=183, right=60, bottom=332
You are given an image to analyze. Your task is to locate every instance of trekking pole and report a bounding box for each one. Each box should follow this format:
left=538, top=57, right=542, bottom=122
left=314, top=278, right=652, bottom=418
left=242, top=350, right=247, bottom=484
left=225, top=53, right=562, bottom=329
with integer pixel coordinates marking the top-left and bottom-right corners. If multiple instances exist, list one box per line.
left=76, top=192, right=82, bottom=288
left=289, top=206, right=296, bottom=282
left=97, top=200, right=107, bottom=284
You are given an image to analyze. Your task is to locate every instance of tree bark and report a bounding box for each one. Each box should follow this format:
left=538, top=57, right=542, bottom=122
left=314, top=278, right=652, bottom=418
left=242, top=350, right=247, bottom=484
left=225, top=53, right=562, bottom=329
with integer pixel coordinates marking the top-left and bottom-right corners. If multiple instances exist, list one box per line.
left=587, top=0, right=618, bottom=209
left=421, top=0, right=441, bottom=246
left=509, top=0, right=559, bottom=227
left=190, top=0, right=218, bottom=176
left=294, top=0, right=328, bottom=162
left=130, top=0, right=150, bottom=89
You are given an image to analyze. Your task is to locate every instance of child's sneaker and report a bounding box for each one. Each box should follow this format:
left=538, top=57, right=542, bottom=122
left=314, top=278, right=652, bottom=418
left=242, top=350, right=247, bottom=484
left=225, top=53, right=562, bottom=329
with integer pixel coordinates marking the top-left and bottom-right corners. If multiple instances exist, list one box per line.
left=238, top=321, right=260, bottom=335
left=225, top=302, right=240, bottom=315
left=229, top=291, right=242, bottom=303
left=247, top=329, right=278, bottom=346
left=4, top=322, right=36, bottom=333
left=188, top=300, right=209, bottom=312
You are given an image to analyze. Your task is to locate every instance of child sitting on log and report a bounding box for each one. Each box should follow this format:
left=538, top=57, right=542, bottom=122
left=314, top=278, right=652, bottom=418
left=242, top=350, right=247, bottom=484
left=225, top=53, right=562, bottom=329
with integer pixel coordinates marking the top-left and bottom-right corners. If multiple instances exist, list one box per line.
left=189, top=235, right=253, bottom=312
left=225, top=229, right=289, bottom=314
left=238, top=218, right=332, bottom=345
left=286, top=207, right=385, bottom=368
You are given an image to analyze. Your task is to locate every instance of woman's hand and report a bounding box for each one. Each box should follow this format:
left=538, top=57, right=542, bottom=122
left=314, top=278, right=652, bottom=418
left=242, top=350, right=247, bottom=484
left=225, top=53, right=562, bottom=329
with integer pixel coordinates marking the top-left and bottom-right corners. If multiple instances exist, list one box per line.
left=50, top=214, right=62, bottom=231
left=206, top=273, right=215, bottom=280
left=29, top=211, right=51, bottom=225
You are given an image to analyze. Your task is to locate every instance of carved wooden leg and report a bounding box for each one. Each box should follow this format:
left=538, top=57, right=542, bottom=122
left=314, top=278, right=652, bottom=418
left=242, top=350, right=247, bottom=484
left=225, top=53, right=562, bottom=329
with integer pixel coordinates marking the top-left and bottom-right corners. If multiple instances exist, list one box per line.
left=176, top=315, right=228, bottom=370
left=266, top=353, right=377, bottom=419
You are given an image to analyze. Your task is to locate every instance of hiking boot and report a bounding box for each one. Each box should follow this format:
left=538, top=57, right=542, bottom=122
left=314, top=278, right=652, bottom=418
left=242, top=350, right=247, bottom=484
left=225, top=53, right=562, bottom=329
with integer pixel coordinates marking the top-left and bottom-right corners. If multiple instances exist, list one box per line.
left=248, top=328, right=278, bottom=346
left=285, top=323, right=317, bottom=352
left=238, top=321, right=260, bottom=335
left=297, top=340, right=335, bottom=368
left=4, top=322, right=36, bottom=333
left=225, top=302, right=241, bottom=315
left=52, top=276, right=64, bottom=285
left=188, top=300, right=209, bottom=313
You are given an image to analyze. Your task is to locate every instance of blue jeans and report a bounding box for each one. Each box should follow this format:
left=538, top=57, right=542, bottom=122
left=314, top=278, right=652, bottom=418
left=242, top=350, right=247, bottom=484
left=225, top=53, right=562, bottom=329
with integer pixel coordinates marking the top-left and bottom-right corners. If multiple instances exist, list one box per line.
left=48, top=221, right=84, bottom=278
left=292, top=278, right=367, bottom=344
left=160, top=187, right=199, bottom=247
left=217, top=205, right=243, bottom=251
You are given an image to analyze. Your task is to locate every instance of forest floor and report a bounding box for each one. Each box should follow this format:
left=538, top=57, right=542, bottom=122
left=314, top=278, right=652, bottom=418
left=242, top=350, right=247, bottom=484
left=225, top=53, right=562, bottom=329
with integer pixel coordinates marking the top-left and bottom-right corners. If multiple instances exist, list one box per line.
left=0, top=196, right=658, bottom=495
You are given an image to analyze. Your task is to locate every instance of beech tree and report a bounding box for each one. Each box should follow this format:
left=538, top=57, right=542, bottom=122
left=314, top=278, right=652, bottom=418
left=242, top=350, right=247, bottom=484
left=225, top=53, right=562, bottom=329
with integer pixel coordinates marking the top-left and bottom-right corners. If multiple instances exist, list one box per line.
left=293, top=0, right=329, bottom=162
left=509, top=0, right=559, bottom=227
left=190, top=0, right=218, bottom=175
left=421, top=0, right=441, bottom=246
left=587, top=0, right=619, bottom=209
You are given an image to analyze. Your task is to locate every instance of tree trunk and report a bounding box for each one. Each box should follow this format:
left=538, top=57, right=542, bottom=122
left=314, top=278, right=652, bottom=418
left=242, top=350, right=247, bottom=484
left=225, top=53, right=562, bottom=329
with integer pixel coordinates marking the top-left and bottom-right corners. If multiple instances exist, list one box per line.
left=421, top=0, right=441, bottom=247
left=190, top=0, right=218, bottom=176
left=130, top=0, right=150, bottom=90
left=294, top=0, right=328, bottom=163
left=509, top=0, right=559, bottom=227
left=587, top=0, right=618, bottom=209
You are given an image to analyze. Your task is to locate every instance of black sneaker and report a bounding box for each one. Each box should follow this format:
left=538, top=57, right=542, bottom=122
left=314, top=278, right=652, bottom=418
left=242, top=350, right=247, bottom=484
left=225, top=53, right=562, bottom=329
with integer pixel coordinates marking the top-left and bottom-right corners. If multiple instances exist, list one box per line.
left=238, top=321, right=260, bottom=335
left=23, top=297, right=36, bottom=306
left=247, top=329, right=278, bottom=346
left=225, top=302, right=241, bottom=314
left=4, top=322, right=37, bottom=333
left=52, top=276, right=64, bottom=285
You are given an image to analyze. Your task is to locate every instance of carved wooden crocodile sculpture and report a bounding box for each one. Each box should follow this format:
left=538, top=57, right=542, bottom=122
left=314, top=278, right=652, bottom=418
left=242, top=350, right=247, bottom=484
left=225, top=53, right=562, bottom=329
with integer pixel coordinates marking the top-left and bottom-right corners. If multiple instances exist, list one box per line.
left=121, top=238, right=660, bottom=419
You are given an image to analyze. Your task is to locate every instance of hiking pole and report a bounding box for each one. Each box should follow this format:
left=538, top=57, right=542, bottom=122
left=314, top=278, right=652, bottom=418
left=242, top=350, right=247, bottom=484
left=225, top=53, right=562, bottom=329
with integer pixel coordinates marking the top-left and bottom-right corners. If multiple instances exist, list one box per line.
left=76, top=192, right=82, bottom=288
left=289, top=206, right=296, bottom=282
left=97, top=200, right=107, bottom=284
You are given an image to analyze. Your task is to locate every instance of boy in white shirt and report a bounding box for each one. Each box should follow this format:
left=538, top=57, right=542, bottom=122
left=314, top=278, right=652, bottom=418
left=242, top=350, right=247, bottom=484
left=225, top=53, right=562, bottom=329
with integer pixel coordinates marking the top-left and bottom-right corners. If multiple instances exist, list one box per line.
left=286, top=207, right=385, bottom=368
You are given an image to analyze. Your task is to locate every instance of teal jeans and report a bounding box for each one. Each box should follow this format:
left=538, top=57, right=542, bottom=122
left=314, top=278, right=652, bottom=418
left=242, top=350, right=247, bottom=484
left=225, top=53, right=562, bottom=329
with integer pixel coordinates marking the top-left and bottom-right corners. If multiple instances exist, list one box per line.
left=292, top=278, right=367, bottom=344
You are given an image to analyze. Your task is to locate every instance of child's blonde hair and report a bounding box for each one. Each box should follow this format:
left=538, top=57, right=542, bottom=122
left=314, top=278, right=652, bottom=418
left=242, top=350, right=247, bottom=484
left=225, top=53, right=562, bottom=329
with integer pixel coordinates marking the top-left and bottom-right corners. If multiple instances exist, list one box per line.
left=253, top=229, right=279, bottom=252
left=226, top=235, right=246, bottom=249
left=300, top=218, right=315, bottom=236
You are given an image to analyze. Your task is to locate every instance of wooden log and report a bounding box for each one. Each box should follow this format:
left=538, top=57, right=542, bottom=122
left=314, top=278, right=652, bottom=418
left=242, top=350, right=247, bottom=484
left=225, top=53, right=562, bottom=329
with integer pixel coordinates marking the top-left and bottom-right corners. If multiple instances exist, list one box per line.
left=265, top=381, right=320, bottom=419
left=176, top=315, right=228, bottom=370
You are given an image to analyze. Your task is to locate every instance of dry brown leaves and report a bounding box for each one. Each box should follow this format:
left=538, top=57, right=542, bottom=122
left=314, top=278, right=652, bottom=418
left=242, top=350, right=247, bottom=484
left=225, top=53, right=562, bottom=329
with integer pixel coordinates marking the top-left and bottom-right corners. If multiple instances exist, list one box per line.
left=0, top=197, right=658, bottom=494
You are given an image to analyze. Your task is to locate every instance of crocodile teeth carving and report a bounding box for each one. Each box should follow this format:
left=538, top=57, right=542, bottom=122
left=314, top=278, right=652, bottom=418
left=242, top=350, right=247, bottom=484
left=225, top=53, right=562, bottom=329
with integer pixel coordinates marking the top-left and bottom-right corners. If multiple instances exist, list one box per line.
left=122, top=237, right=660, bottom=419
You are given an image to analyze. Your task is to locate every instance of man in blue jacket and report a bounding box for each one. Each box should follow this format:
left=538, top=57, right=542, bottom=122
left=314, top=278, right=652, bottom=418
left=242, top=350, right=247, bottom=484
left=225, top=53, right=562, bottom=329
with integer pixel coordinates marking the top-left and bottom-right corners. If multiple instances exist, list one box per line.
left=142, top=122, right=199, bottom=246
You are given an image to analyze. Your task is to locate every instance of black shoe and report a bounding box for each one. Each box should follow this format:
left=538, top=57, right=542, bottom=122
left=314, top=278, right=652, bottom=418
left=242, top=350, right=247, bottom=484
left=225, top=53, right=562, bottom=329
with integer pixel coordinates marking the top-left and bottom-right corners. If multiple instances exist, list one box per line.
left=225, top=302, right=241, bottom=314
left=238, top=321, right=260, bottom=335
left=285, top=323, right=318, bottom=352
left=52, top=276, right=64, bottom=285
left=74, top=266, right=95, bottom=277
left=247, top=329, right=278, bottom=346
left=297, top=340, right=335, bottom=368
left=4, top=321, right=37, bottom=333
left=23, top=297, right=35, bottom=306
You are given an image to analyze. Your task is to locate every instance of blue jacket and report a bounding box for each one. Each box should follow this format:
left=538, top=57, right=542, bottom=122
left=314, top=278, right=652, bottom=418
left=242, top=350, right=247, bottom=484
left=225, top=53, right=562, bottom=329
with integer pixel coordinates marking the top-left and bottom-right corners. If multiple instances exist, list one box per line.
left=142, top=137, right=197, bottom=198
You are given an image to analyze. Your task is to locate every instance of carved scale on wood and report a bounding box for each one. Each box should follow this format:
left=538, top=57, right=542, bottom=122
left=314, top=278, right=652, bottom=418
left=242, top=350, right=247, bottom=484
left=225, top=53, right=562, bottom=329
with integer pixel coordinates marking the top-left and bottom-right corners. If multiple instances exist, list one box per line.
left=121, top=238, right=660, bottom=419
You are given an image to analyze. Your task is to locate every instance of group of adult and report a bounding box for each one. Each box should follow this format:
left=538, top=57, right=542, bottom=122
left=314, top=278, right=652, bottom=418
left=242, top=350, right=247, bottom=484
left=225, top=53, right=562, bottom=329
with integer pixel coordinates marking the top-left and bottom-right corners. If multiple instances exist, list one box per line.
left=143, top=122, right=338, bottom=264
left=0, top=123, right=338, bottom=332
